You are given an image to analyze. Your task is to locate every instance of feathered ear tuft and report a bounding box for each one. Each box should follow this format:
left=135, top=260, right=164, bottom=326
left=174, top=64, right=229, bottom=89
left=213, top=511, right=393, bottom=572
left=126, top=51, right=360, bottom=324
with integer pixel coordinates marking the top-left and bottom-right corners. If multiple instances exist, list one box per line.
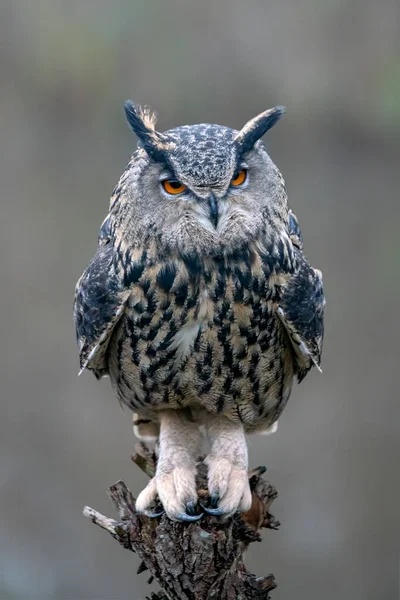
left=124, top=100, right=175, bottom=162
left=235, top=106, right=285, bottom=154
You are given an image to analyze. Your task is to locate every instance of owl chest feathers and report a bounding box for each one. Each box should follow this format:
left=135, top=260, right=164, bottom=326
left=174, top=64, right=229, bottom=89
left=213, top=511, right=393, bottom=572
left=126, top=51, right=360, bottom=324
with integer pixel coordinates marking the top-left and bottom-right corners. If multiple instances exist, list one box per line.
left=108, top=241, right=296, bottom=427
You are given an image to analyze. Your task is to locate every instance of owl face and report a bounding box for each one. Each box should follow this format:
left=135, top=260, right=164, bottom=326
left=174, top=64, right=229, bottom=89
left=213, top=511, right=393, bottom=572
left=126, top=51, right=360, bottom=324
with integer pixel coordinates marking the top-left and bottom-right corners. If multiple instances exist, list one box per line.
left=113, top=103, right=288, bottom=258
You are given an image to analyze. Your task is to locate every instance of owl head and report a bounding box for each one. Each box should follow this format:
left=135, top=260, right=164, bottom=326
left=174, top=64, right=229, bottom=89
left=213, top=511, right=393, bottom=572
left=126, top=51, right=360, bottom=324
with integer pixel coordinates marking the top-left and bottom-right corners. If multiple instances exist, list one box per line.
left=111, top=101, right=288, bottom=259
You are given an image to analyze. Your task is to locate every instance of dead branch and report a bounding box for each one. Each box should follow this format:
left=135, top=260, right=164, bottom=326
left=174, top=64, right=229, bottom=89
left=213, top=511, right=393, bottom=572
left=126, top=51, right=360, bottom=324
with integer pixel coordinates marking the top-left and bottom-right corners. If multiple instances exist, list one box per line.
left=83, top=442, right=280, bottom=599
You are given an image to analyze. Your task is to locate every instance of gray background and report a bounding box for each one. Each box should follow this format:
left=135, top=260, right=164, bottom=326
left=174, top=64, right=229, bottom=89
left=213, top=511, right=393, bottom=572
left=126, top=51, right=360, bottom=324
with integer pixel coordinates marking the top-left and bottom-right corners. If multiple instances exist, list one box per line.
left=1, top=1, right=399, bottom=598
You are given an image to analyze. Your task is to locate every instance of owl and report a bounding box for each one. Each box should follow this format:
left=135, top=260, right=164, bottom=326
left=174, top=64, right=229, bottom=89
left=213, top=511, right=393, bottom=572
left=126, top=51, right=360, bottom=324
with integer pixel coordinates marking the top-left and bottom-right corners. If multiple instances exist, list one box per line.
left=74, top=101, right=325, bottom=521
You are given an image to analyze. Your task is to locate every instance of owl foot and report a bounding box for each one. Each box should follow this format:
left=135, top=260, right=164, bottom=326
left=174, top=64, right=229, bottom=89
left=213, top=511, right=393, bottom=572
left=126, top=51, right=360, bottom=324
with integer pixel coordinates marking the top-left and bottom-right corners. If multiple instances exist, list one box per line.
left=134, top=409, right=203, bottom=522
left=203, top=456, right=252, bottom=517
left=135, top=466, right=202, bottom=522
left=202, top=412, right=252, bottom=518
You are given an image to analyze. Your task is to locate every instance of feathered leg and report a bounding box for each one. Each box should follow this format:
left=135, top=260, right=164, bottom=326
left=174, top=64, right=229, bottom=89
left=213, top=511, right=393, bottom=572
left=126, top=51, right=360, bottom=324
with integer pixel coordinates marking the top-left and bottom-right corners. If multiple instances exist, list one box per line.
left=202, top=413, right=252, bottom=517
left=135, top=409, right=202, bottom=521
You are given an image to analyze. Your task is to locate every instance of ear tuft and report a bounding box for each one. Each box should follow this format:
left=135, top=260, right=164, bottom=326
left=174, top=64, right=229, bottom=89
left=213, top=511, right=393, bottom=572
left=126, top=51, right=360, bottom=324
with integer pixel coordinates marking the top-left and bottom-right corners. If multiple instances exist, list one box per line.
left=125, top=101, right=158, bottom=132
left=140, top=105, right=158, bottom=131
left=235, top=106, right=285, bottom=153
left=124, top=100, right=175, bottom=162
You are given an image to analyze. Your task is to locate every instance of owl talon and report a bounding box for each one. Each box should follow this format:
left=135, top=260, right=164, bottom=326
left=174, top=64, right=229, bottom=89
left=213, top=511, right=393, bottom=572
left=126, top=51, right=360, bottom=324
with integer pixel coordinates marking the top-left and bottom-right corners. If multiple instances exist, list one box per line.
left=210, top=493, right=219, bottom=508
left=176, top=512, right=203, bottom=522
left=185, top=500, right=197, bottom=516
left=200, top=502, right=226, bottom=516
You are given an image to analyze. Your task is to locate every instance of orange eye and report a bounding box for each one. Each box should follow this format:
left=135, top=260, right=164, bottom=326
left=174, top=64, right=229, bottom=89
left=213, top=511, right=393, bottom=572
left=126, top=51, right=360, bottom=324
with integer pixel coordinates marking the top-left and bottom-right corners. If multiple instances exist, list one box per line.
left=162, top=179, right=186, bottom=195
left=231, top=169, right=247, bottom=186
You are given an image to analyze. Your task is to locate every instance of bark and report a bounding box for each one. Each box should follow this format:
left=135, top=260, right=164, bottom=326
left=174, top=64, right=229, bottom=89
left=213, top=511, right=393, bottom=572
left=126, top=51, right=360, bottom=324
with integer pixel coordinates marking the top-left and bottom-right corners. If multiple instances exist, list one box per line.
left=83, top=443, right=280, bottom=599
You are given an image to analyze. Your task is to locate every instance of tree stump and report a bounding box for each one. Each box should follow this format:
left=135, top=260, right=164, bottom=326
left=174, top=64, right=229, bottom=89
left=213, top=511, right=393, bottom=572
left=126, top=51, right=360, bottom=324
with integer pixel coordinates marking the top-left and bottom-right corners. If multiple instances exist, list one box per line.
left=83, top=442, right=280, bottom=599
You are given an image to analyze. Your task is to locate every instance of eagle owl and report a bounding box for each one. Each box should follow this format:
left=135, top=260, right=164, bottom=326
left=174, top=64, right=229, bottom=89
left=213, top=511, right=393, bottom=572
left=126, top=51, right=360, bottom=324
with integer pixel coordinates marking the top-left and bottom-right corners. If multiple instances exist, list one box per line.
left=74, top=101, right=325, bottom=521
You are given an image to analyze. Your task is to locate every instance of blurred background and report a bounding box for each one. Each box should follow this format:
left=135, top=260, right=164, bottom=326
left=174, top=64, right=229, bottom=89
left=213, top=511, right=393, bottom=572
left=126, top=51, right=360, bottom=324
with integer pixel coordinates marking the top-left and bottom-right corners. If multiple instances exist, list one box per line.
left=1, top=0, right=399, bottom=598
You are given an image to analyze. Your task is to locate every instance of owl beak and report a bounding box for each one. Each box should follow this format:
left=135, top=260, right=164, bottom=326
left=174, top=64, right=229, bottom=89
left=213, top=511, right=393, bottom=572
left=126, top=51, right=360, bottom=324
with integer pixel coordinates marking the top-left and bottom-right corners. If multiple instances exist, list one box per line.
left=208, top=194, right=218, bottom=228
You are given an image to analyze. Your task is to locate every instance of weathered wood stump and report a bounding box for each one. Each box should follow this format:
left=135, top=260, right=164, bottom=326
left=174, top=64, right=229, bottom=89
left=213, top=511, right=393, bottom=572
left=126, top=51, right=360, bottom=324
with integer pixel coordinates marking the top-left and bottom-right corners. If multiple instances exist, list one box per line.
left=83, top=443, right=279, bottom=599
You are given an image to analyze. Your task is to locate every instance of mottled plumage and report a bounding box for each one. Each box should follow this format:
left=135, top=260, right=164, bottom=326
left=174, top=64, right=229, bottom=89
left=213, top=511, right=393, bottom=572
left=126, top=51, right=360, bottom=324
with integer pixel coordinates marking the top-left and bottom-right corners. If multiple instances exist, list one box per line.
left=74, top=102, right=325, bottom=521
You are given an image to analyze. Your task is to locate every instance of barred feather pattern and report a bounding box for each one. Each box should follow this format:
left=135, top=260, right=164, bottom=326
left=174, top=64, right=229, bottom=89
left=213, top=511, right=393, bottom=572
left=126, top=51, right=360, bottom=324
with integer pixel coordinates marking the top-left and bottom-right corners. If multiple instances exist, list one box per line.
left=102, top=237, right=297, bottom=433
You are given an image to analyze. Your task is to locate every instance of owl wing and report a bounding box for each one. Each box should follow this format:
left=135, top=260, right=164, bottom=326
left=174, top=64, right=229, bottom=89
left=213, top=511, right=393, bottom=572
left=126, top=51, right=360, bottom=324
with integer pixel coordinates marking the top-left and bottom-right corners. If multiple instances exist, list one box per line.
left=288, top=209, right=304, bottom=250
left=73, top=239, right=130, bottom=378
left=278, top=246, right=325, bottom=382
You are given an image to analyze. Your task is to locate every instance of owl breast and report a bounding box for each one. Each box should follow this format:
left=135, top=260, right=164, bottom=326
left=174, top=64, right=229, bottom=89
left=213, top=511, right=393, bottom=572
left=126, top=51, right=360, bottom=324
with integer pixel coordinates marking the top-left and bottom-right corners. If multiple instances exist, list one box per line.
left=107, top=247, right=295, bottom=431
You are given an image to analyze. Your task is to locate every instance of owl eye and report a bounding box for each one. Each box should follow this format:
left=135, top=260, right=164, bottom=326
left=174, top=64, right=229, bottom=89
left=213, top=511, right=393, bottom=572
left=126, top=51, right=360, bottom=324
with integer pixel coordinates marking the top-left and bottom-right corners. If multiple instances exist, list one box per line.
left=231, top=169, right=247, bottom=186
left=162, top=179, right=187, bottom=195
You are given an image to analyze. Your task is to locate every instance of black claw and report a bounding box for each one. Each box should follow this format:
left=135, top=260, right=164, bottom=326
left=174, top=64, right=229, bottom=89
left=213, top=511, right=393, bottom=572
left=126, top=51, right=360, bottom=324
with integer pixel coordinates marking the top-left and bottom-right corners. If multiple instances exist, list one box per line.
left=186, top=500, right=197, bottom=516
left=210, top=493, right=219, bottom=508
left=143, top=509, right=164, bottom=518
left=200, top=502, right=226, bottom=516
left=176, top=512, right=203, bottom=522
